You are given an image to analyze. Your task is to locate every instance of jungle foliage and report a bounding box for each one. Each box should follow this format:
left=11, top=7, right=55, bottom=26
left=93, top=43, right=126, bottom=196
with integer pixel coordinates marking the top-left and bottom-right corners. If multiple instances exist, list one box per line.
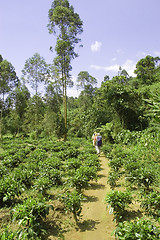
left=1, top=52, right=160, bottom=140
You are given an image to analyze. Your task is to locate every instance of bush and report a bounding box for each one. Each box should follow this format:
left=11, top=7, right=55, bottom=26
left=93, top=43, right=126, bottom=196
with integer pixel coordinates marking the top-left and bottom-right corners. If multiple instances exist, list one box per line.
left=33, top=169, right=62, bottom=195
left=140, top=191, right=160, bottom=220
left=105, top=190, right=133, bottom=222
left=115, top=130, right=141, bottom=145
left=60, top=190, right=83, bottom=223
left=115, top=218, right=160, bottom=240
left=70, top=165, right=98, bottom=192
left=108, top=171, right=120, bottom=189
left=0, top=227, right=17, bottom=240
left=65, top=157, right=82, bottom=170
left=27, top=148, right=47, bottom=162
left=0, top=176, right=24, bottom=204
left=11, top=197, right=53, bottom=239
left=109, top=157, right=123, bottom=172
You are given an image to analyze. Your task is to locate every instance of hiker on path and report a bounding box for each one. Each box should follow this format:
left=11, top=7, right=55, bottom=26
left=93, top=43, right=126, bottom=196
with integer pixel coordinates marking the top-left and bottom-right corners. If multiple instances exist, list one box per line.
left=92, top=132, right=97, bottom=146
left=94, top=132, right=102, bottom=155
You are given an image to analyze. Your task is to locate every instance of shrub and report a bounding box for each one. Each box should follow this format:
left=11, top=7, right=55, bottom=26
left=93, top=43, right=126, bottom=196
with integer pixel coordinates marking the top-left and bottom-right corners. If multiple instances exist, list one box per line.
left=115, top=129, right=141, bottom=145
left=70, top=165, right=98, bottom=192
left=109, top=157, right=123, bottom=172
left=65, top=157, right=81, bottom=170
left=0, top=176, right=24, bottom=204
left=27, top=148, right=47, bottom=162
left=140, top=191, right=160, bottom=220
left=11, top=197, right=53, bottom=239
left=105, top=190, right=133, bottom=222
left=136, top=166, right=157, bottom=191
left=12, top=167, right=35, bottom=188
left=33, top=169, right=62, bottom=195
left=108, top=171, right=120, bottom=189
left=60, top=190, right=83, bottom=223
left=0, top=163, right=8, bottom=177
left=115, top=218, right=160, bottom=240
left=33, top=176, right=53, bottom=195
left=57, top=148, right=80, bottom=160
left=2, top=156, right=20, bottom=169
left=83, top=154, right=101, bottom=171
left=101, top=144, right=113, bottom=158
left=0, top=227, right=17, bottom=240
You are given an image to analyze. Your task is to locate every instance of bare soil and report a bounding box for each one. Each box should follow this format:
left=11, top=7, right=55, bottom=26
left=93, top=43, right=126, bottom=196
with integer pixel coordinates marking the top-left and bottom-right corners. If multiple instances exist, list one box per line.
left=62, top=153, right=116, bottom=240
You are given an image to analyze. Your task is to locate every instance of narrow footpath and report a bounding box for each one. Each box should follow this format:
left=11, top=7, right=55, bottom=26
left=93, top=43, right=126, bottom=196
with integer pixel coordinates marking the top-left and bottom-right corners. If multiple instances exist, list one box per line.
left=64, top=153, right=116, bottom=240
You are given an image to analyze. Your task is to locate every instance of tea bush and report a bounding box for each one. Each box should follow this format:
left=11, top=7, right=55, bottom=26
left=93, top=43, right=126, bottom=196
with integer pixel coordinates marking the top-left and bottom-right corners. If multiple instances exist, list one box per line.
left=11, top=197, right=53, bottom=239
left=140, top=191, right=160, bottom=220
left=104, top=129, right=160, bottom=238
left=105, top=190, right=133, bottom=222
left=0, top=135, right=103, bottom=238
left=108, top=171, right=121, bottom=189
left=59, top=190, right=83, bottom=223
left=109, top=157, right=124, bottom=172
left=115, top=218, right=160, bottom=240
left=0, top=227, right=17, bottom=240
left=115, top=129, right=142, bottom=145
left=27, top=148, right=47, bottom=162
left=0, top=175, right=24, bottom=204
left=33, top=168, right=62, bottom=195
left=65, top=157, right=82, bottom=170
left=70, top=165, right=98, bottom=192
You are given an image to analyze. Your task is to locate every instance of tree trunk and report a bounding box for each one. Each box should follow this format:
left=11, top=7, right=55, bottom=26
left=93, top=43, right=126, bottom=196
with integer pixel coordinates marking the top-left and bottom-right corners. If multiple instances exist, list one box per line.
left=0, top=107, right=2, bottom=141
left=63, top=74, right=67, bottom=141
left=0, top=94, right=4, bottom=142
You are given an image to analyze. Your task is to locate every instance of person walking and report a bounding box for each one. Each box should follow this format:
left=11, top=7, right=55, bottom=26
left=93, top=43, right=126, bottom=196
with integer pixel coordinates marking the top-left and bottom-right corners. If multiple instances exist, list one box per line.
left=94, top=133, right=102, bottom=155
left=92, top=132, right=97, bottom=146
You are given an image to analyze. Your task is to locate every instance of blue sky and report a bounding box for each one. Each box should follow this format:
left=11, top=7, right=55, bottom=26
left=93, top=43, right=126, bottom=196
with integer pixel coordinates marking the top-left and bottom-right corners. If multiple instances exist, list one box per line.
left=1, top=0, right=160, bottom=97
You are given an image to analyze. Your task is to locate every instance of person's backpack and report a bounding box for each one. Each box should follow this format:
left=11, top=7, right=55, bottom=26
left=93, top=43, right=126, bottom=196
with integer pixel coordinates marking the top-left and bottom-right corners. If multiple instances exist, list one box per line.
left=97, top=135, right=102, bottom=146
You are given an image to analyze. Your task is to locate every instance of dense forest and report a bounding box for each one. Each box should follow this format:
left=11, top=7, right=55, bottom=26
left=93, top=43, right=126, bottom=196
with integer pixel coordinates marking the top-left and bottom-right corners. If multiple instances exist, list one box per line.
left=0, top=53, right=160, bottom=142
left=0, top=0, right=160, bottom=239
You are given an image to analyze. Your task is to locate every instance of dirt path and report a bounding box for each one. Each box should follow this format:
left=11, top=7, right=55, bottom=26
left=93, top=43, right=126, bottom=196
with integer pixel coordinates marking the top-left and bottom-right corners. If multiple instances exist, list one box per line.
left=63, top=153, right=116, bottom=240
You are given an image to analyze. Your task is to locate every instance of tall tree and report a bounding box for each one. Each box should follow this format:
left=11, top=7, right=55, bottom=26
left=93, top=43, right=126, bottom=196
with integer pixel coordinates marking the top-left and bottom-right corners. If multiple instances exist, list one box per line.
left=134, top=55, right=160, bottom=85
left=22, top=53, right=49, bottom=95
left=23, top=95, right=45, bottom=137
left=22, top=53, right=49, bottom=137
left=0, top=59, right=19, bottom=100
left=6, top=83, right=30, bottom=134
left=0, top=58, right=18, bottom=140
left=43, top=81, right=65, bottom=138
left=47, top=0, right=83, bottom=140
left=0, top=55, right=3, bottom=63
left=76, top=71, right=97, bottom=109
left=76, top=71, right=97, bottom=90
left=103, top=75, right=110, bottom=82
left=99, top=79, right=147, bottom=130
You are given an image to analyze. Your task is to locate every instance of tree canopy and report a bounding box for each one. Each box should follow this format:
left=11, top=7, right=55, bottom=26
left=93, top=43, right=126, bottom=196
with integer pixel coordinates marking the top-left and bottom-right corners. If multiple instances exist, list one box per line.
left=0, top=59, right=19, bottom=100
left=47, top=0, right=83, bottom=140
left=22, top=53, right=49, bottom=95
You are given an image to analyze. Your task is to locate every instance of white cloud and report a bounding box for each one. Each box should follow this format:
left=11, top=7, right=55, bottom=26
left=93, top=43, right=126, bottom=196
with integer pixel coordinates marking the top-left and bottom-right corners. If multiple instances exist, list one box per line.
left=90, top=65, right=103, bottom=70
left=121, top=59, right=136, bottom=77
left=104, top=64, right=120, bottom=72
left=136, top=51, right=160, bottom=59
left=154, top=51, right=160, bottom=56
left=111, top=57, right=117, bottom=62
left=67, top=75, right=80, bottom=97
left=136, top=51, right=147, bottom=58
left=90, top=64, right=119, bottom=73
left=91, top=41, right=102, bottom=52
left=67, top=88, right=80, bottom=97
left=116, top=49, right=125, bottom=54
left=90, top=59, right=136, bottom=77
